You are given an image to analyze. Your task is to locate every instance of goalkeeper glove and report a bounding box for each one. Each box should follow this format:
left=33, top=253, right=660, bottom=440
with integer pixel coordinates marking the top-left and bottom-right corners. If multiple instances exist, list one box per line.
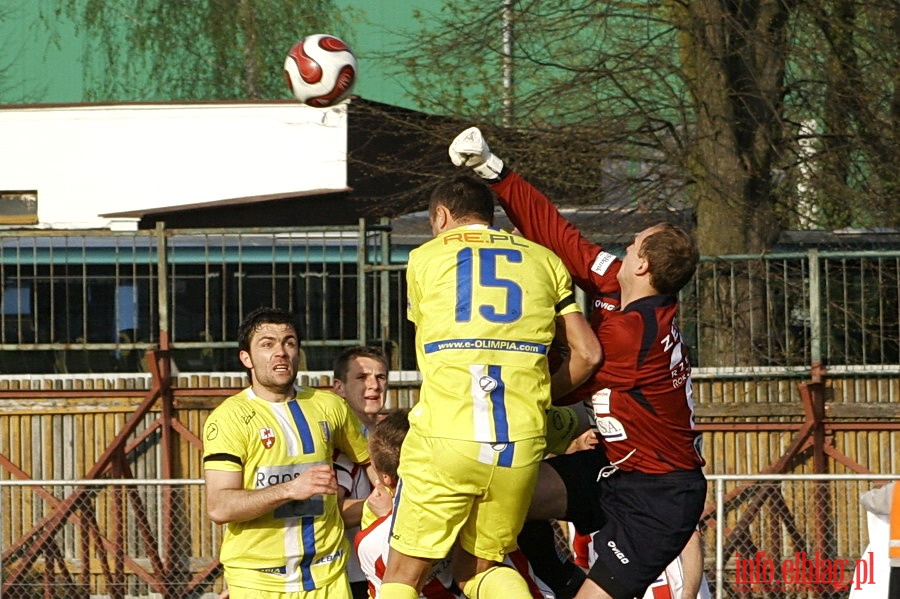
left=449, top=126, right=504, bottom=180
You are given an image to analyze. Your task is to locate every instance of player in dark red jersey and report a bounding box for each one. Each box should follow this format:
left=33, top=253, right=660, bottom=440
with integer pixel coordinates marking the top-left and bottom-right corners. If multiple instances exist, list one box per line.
left=450, top=127, right=707, bottom=599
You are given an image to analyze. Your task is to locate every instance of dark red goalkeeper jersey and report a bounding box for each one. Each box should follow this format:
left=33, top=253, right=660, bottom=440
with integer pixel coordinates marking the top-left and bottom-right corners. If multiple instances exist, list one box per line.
left=493, top=170, right=704, bottom=474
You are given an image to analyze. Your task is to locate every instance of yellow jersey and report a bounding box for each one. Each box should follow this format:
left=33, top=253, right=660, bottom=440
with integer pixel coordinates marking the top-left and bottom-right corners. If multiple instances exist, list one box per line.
left=202, top=386, right=369, bottom=592
left=407, top=224, right=580, bottom=443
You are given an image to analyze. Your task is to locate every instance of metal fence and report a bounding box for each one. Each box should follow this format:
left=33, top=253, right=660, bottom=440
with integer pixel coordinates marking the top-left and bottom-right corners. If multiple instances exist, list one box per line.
left=0, top=224, right=378, bottom=374
left=1, top=225, right=897, bottom=375
left=683, top=250, right=900, bottom=369
left=1, top=475, right=895, bottom=599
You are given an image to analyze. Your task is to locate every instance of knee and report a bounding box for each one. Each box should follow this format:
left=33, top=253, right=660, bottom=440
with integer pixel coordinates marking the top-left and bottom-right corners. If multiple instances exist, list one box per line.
left=382, top=549, right=433, bottom=587
left=462, top=565, right=532, bottom=599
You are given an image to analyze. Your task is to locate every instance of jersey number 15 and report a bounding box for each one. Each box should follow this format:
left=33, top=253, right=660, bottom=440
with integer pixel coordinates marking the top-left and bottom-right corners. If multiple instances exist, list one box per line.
left=456, top=248, right=523, bottom=324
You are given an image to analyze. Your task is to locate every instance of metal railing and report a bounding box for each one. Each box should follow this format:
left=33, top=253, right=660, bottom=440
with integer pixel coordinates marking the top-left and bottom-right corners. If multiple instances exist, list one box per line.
left=1, top=223, right=898, bottom=373
left=1, top=474, right=895, bottom=598
left=682, top=250, right=900, bottom=369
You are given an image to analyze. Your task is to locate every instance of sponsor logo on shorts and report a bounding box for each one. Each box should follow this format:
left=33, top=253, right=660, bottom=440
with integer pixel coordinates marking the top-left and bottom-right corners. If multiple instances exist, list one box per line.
left=607, top=541, right=630, bottom=564
left=256, top=565, right=287, bottom=575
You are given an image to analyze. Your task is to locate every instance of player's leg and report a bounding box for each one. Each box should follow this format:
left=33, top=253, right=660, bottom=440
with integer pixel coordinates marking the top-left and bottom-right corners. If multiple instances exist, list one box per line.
left=526, top=461, right=568, bottom=520
left=584, top=469, right=707, bottom=599
left=517, top=520, right=586, bottom=599
left=572, top=577, right=616, bottom=599
left=459, top=560, right=534, bottom=599
left=454, top=437, right=544, bottom=598
left=519, top=448, right=609, bottom=597
left=380, top=550, right=434, bottom=599
left=679, top=529, right=706, bottom=599
left=225, top=574, right=352, bottom=598
left=382, top=431, right=482, bottom=596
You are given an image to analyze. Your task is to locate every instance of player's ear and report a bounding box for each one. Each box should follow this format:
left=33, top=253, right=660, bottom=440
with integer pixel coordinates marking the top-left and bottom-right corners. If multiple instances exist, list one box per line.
left=431, top=204, right=450, bottom=234
left=239, top=350, right=253, bottom=370
left=634, top=256, right=650, bottom=277
left=381, top=472, right=395, bottom=488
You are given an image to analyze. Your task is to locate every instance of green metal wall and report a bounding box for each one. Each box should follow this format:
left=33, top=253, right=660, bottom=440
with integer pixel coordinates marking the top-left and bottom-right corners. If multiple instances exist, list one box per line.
left=1, top=0, right=437, bottom=109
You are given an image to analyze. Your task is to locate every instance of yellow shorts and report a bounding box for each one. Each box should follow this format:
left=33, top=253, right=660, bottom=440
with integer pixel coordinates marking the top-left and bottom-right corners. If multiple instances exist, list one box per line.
left=226, top=575, right=350, bottom=599
left=390, top=427, right=544, bottom=563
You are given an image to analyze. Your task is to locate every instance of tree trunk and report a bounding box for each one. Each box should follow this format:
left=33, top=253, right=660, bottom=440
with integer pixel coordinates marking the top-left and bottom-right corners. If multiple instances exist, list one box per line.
left=671, top=0, right=795, bottom=366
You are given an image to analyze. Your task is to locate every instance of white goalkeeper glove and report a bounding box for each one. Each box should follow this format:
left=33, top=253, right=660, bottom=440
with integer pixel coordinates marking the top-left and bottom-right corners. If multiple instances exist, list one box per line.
left=449, top=127, right=504, bottom=180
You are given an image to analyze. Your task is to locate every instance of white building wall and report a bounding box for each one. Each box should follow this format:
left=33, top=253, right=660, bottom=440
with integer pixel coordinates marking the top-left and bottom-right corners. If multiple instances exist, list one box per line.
left=0, top=102, right=348, bottom=229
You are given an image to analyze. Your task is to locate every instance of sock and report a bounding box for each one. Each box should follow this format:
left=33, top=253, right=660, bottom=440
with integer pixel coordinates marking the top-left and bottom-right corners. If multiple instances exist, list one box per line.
left=380, top=582, right=419, bottom=599
left=517, top=520, right=585, bottom=592
left=463, top=565, right=532, bottom=599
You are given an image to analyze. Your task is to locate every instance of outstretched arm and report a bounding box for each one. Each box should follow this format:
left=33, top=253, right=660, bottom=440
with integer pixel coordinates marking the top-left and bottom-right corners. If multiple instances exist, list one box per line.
left=450, top=127, right=620, bottom=299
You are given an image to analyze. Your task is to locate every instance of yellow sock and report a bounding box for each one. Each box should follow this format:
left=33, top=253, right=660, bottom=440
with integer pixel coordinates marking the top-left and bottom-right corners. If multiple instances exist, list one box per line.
left=462, top=565, right=532, bottom=599
left=380, top=582, right=419, bottom=599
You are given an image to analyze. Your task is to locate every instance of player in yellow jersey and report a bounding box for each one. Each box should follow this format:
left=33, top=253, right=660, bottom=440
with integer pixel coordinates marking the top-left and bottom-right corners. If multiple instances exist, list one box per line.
left=380, top=175, right=602, bottom=599
left=203, top=307, right=374, bottom=599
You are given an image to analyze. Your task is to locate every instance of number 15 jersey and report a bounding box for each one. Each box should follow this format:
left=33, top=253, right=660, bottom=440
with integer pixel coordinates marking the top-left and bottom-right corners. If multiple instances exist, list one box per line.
left=407, top=224, right=581, bottom=443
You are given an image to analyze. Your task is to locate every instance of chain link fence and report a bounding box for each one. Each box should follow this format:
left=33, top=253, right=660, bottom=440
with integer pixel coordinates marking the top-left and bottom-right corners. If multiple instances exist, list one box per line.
left=1, top=475, right=895, bottom=599
left=0, top=479, right=220, bottom=599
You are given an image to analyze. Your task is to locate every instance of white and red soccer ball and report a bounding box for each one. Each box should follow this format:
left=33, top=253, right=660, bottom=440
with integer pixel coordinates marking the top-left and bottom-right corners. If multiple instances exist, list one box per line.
left=284, top=34, right=357, bottom=108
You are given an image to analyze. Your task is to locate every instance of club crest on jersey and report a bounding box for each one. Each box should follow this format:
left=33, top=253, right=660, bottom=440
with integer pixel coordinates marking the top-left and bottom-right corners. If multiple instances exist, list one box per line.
left=259, top=427, right=276, bottom=449
left=319, top=421, right=332, bottom=443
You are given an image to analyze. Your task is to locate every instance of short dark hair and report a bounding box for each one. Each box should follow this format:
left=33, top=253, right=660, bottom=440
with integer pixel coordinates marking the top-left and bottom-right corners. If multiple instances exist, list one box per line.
left=429, top=174, right=495, bottom=225
left=368, top=408, right=410, bottom=480
left=333, top=346, right=389, bottom=381
left=641, top=223, right=700, bottom=295
left=237, top=307, right=299, bottom=354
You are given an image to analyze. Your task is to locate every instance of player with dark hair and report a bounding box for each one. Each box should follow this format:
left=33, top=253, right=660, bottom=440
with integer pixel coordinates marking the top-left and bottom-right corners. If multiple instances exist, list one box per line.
left=203, top=306, right=373, bottom=599
left=379, top=174, right=601, bottom=599
left=450, top=128, right=707, bottom=599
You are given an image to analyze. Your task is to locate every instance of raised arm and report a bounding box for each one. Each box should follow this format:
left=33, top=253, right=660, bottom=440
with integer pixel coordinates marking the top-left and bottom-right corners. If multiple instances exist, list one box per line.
left=449, top=126, right=621, bottom=301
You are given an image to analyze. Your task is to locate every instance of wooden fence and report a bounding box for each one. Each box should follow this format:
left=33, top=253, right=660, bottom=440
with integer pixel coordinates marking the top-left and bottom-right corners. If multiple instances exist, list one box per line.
left=0, top=362, right=897, bottom=598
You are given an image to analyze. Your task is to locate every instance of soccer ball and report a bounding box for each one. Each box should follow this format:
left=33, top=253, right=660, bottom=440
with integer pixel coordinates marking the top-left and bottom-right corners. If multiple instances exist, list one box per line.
left=284, top=34, right=357, bottom=108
